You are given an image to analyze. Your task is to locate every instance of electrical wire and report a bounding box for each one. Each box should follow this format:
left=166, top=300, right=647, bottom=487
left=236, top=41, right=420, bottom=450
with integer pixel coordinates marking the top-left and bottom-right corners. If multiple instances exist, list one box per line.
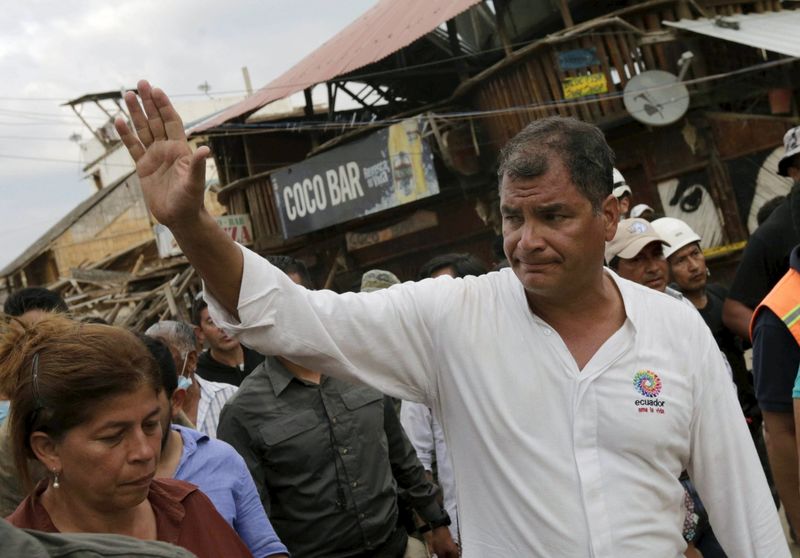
left=1, top=55, right=796, bottom=167
left=0, top=28, right=649, bottom=103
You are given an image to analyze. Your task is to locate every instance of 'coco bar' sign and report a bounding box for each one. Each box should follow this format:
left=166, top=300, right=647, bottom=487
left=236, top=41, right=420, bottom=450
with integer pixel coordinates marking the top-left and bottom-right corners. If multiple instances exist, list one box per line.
left=270, top=117, right=439, bottom=238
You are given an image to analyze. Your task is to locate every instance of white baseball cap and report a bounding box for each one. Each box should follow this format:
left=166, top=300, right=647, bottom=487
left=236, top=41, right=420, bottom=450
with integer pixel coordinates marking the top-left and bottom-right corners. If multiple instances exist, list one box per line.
left=778, top=126, right=800, bottom=177
left=651, top=217, right=701, bottom=259
left=612, top=168, right=631, bottom=199
left=630, top=204, right=654, bottom=219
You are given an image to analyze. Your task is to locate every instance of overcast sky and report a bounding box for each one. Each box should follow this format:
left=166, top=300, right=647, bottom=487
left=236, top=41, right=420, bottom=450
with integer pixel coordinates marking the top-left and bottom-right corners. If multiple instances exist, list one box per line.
left=0, top=0, right=376, bottom=271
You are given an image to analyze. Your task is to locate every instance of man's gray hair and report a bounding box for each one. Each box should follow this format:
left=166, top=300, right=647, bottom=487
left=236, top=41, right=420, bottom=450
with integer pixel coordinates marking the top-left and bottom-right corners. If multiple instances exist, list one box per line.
left=497, top=116, right=615, bottom=213
left=145, top=320, right=197, bottom=358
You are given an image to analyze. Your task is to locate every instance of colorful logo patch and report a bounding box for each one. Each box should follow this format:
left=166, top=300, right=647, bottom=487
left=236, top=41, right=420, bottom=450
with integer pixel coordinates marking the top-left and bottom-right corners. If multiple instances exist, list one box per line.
left=633, top=370, right=662, bottom=398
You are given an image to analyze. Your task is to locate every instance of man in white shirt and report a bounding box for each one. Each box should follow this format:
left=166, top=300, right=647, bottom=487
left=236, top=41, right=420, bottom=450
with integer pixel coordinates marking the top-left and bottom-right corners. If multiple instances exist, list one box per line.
left=115, top=80, right=788, bottom=557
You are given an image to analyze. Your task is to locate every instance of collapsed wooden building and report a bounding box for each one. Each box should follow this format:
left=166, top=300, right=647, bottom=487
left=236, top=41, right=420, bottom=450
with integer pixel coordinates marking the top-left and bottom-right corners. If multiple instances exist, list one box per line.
left=189, top=0, right=800, bottom=291
left=2, top=0, right=799, bottom=327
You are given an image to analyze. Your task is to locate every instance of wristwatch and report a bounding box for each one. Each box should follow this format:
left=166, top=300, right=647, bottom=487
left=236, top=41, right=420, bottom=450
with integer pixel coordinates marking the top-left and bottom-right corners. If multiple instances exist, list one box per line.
left=418, top=511, right=452, bottom=534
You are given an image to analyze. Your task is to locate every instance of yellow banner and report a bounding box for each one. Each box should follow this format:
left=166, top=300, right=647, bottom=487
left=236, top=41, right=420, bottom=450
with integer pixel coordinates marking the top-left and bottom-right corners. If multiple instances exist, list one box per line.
left=562, top=73, right=608, bottom=99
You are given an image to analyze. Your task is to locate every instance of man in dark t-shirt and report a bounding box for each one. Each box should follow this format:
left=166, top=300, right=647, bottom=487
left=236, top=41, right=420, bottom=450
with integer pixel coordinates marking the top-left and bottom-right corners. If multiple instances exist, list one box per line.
left=724, top=197, right=800, bottom=338
left=737, top=125, right=800, bottom=538
left=191, top=296, right=263, bottom=386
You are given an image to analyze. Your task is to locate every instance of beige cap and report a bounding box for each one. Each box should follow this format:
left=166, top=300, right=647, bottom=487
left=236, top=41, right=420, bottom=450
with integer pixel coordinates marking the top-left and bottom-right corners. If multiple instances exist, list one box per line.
left=360, top=269, right=401, bottom=292
left=605, top=218, right=670, bottom=263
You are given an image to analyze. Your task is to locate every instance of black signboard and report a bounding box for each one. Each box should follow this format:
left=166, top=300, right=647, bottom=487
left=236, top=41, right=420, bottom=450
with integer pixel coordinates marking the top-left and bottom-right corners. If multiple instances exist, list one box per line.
left=271, top=117, right=439, bottom=238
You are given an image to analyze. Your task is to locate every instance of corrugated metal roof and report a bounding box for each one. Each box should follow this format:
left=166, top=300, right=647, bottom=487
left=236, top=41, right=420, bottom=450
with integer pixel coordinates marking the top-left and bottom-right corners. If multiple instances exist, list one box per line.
left=663, top=9, right=800, bottom=58
left=188, top=0, right=482, bottom=135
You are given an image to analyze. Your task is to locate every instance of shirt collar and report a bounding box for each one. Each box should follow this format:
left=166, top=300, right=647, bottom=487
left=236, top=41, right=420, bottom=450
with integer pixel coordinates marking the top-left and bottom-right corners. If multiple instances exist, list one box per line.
left=507, top=266, right=641, bottom=337
left=148, top=479, right=193, bottom=544
left=171, top=424, right=208, bottom=468
left=604, top=267, right=642, bottom=336
left=264, top=357, right=297, bottom=397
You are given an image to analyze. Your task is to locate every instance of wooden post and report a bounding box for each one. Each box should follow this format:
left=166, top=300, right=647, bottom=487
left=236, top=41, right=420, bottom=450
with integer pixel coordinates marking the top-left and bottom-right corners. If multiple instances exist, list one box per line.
left=556, top=0, right=574, bottom=29
left=492, top=0, right=513, bottom=56
left=304, top=87, right=320, bottom=149
left=446, top=18, right=469, bottom=81
left=708, top=147, right=747, bottom=243
left=323, top=246, right=345, bottom=290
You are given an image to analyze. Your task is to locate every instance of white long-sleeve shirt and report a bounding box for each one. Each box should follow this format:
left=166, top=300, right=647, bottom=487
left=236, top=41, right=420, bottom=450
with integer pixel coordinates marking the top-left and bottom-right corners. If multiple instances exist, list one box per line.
left=400, top=401, right=458, bottom=542
left=207, top=244, right=789, bottom=558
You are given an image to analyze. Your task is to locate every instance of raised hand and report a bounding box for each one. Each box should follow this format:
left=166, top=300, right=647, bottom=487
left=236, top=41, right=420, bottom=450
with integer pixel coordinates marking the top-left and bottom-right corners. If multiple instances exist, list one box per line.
left=114, top=80, right=210, bottom=230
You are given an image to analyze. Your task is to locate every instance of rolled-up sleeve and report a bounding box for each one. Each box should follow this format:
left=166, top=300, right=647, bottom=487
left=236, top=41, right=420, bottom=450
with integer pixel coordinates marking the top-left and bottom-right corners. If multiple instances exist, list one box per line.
left=232, top=455, right=289, bottom=558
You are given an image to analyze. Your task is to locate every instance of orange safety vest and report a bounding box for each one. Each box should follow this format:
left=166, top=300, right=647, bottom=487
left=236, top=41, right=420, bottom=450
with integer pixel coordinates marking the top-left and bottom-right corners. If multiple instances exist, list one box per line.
left=750, top=267, right=800, bottom=345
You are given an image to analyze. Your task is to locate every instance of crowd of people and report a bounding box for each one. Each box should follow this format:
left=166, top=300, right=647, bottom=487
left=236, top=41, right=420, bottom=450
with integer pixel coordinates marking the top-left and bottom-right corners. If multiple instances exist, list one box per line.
left=0, top=80, right=798, bottom=557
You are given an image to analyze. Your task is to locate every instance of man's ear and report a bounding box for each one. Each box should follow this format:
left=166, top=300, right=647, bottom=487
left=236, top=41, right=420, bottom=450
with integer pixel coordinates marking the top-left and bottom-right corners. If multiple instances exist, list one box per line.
left=602, top=194, right=620, bottom=241
left=187, top=350, right=199, bottom=374
left=29, top=432, right=61, bottom=473
left=193, top=326, right=205, bottom=349
left=170, top=389, right=186, bottom=419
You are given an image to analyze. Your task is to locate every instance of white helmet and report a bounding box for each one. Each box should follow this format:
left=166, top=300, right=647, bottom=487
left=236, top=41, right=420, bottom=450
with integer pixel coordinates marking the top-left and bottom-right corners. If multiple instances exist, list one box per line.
left=651, top=217, right=701, bottom=259
left=612, top=168, right=631, bottom=199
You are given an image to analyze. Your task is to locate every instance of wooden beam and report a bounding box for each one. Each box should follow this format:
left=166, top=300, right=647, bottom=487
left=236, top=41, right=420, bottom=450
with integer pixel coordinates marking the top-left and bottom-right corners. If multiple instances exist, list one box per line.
left=70, top=105, right=105, bottom=145
left=556, top=0, right=575, bottom=28
left=446, top=18, right=469, bottom=81
left=492, top=0, right=513, bottom=56
left=303, top=88, right=314, bottom=117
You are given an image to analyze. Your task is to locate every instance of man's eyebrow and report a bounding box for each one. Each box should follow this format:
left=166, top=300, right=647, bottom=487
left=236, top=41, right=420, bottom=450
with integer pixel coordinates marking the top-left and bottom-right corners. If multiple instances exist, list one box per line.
left=534, top=203, right=566, bottom=214
left=500, top=205, right=521, bottom=215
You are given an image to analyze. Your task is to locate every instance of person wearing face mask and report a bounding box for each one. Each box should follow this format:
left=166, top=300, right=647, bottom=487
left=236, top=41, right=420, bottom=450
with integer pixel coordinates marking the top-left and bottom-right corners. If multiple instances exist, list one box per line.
left=1, top=315, right=252, bottom=558
left=140, top=334, right=288, bottom=558
left=144, top=321, right=236, bottom=439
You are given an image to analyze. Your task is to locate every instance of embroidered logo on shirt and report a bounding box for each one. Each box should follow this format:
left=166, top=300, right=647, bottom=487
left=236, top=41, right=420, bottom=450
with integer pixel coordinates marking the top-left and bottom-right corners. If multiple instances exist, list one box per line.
left=633, top=370, right=666, bottom=414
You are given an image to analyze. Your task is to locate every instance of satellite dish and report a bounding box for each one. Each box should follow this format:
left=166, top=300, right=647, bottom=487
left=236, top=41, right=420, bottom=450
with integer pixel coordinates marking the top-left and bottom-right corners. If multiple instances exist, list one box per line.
left=623, top=70, right=690, bottom=126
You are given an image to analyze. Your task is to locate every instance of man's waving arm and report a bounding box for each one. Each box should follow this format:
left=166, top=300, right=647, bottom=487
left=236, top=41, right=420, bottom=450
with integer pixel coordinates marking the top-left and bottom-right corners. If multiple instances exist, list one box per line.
left=115, top=80, right=242, bottom=315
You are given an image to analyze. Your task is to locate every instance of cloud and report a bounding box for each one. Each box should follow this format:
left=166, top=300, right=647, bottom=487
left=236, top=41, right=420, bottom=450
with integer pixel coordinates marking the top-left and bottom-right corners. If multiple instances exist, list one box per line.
left=0, top=0, right=376, bottom=273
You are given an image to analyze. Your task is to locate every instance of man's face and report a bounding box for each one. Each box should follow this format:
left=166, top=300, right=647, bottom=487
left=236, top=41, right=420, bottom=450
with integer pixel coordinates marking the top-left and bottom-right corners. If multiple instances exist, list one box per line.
left=668, top=242, right=707, bottom=292
left=618, top=195, right=631, bottom=217
left=501, top=157, right=617, bottom=299
left=198, top=307, right=239, bottom=352
left=615, top=241, right=668, bottom=292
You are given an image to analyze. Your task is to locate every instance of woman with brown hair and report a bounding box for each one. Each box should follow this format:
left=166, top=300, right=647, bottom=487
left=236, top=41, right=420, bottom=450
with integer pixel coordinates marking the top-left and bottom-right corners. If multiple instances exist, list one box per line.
left=0, top=314, right=252, bottom=558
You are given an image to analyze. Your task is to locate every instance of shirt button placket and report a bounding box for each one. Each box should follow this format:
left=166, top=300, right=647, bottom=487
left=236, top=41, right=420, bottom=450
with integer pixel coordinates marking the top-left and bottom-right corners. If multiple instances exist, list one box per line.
left=573, top=384, right=613, bottom=557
